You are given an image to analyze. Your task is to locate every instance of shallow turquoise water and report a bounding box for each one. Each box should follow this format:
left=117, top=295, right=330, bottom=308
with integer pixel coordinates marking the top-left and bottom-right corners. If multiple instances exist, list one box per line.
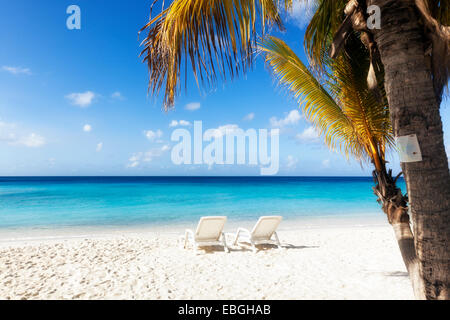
left=0, top=177, right=405, bottom=229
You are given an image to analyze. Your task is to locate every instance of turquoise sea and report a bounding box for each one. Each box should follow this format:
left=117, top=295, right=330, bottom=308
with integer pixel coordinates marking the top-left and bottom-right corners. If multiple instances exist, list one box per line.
left=0, top=177, right=406, bottom=230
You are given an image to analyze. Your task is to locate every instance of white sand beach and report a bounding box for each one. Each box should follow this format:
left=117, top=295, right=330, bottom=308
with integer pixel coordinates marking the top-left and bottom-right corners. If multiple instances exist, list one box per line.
left=0, top=220, right=414, bottom=300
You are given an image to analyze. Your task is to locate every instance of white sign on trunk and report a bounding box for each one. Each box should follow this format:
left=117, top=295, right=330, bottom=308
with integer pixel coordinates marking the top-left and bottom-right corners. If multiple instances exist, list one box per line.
left=396, top=134, right=422, bottom=163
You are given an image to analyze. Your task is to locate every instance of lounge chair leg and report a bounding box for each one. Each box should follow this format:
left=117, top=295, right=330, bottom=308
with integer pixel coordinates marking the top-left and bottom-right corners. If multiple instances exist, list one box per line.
left=233, top=231, right=240, bottom=246
left=178, top=236, right=185, bottom=249
left=183, top=229, right=198, bottom=251
left=222, top=233, right=229, bottom=253
left=250, top=240, right=258, bottom=253
left=274, top=232, right=282, bottom=249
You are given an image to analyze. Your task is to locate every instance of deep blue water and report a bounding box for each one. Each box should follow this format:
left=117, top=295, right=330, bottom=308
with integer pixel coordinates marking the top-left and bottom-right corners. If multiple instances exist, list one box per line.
left=0, top=177, right=405, bottom=229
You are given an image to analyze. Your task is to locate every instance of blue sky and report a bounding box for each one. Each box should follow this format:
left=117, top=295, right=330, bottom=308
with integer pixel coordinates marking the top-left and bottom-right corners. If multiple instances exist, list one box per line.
left=0, top=0, right=448, bottom=176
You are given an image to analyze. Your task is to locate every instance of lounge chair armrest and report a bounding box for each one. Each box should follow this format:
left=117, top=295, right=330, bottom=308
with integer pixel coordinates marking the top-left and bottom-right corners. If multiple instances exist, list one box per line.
left=273, top=231, right=282, bottom=249
left=233, top=228, right=251, bottom=245
left=221, top=232, right=230, bottom=253
left=185, top=229, right=195, bottom=237
left=236, top=227, right=251, bottom=235
left=184, top=229, right=195, bottom=248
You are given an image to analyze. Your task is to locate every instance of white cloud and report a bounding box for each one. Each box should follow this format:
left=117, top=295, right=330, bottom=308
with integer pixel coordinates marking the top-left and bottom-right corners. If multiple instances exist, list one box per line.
left=0, top=121, right=16, bottom=142
left=96, top=142, right=103, bottom=152
left=2, top=66, right=32, bottom=75
left=127, top=145, right=170, bottom=168
left=185, top=102, right=201, bottom=111
left=169, top=120, right=191, bottom=128
left=322, top=159, right=331, bottom=168
left=127, top=153, right=141, bottom=168
left=209, top=124, right=242, bottom=138
left=270, top=110, right=301, bottom=128
left=18, top=133, right=45, bottom=147
left=244, top=113, right=255, bottom=121
left=296, top=126, right=320, bottom=142
left=179, top=120, right=191, bottom=126
left=143, top=145, right=170, bottom=161
left=286, top=155, right=299, bottom=169
left=66, top=91, right=96, bottom=107
left=0, top=121, right=46, bottom=148
left=161, top=145, right=170, bottom=152
left=83, top=124, right=92, bottom=132
left=288, top=0, right=317, bottom=29
left=111, top=91, right=124, bottom=100
left=144, top=129, right=163, bottom=141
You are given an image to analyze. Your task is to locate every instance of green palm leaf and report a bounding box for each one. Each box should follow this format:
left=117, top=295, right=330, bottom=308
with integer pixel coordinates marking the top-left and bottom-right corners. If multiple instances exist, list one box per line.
left=140, top=0, right=290, bottom=110
left=259, top=35, right=393, bottom=168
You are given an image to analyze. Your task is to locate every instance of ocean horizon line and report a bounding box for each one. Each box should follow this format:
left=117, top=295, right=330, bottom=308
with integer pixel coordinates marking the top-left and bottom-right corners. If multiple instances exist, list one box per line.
left=0, top=175, right=382, bottom=178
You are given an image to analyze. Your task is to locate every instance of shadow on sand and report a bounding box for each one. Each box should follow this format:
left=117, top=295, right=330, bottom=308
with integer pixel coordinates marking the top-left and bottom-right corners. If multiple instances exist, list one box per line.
left=282, top=244, right=320, bottom=250
left=382, top=271, right=409, bottom=277
left=197, top=243, right=320, bottom=254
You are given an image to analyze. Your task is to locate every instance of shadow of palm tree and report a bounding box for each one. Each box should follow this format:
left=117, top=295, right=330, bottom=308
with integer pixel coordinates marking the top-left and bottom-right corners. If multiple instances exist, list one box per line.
left=233, top=242, right=320, bottom=251
left=383, top=271, right=409, bottom=277
left=196, top=243, right=320, bottom=253
left=282, top=244, right=320, bottom=250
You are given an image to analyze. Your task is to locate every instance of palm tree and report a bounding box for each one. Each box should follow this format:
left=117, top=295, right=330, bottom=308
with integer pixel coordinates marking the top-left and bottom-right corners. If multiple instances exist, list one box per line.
left=371, top=0, right=449, bottom=300
left=140, top=0, right=449, bottom=299
left=306, top=0, right=449, bottom=300
left=259, top=34, right=425, bottom=297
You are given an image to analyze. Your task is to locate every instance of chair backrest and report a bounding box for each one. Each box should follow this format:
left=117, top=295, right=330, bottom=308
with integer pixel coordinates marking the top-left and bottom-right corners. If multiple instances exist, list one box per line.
left=195, top=216, right=227, bottom=241
left=251, top=216, right=282, bottom=240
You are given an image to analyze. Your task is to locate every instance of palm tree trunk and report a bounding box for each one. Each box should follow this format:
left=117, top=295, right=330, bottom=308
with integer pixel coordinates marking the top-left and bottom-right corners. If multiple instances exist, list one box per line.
left=392, top=221, right=426, bottom=299
left=372, top=169, right=425, bottom=299
left=368, top=0, right=450, bottom=300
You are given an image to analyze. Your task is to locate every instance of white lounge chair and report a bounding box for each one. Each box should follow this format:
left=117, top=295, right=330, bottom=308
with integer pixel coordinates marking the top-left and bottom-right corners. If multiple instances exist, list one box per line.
left=233, top=216, right=283, bottom=252
left=182, top=216, right=229, bottom=253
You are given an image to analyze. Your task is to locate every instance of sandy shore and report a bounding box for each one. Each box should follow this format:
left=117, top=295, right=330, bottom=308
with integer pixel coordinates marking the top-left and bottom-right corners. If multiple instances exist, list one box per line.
left=0, top=220, right=414, bottom=300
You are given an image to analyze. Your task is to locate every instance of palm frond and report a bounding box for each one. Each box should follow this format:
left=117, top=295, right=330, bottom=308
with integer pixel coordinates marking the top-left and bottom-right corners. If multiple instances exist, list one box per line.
left=335, top=36, right=394, bottom=164
left=304, top=0, right=449, bottom=99
left=304, top=0, right=346, bottom=72
left=140, top=0, right=288, bottom=110
left=426, top=0, right=449, bottom=26
left=259, top=35, right=393, bottom=168
left=260, top=36, right=364, bottom=160
left=416, top=0, right=450, bottom=99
